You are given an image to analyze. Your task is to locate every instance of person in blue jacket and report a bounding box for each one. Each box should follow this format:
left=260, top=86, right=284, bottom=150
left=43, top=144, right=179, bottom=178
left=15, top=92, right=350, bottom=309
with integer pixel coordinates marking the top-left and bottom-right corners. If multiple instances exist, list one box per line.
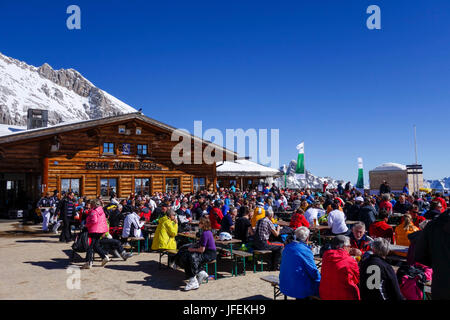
left=279, top=226, right=321, bottom=299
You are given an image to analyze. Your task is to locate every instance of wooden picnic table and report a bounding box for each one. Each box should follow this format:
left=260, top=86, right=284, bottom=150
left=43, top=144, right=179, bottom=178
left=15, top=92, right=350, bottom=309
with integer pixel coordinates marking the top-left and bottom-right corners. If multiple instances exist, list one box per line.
left=309, top=225, right=331, bottom=246
left=275, top=220, right=290, bottom=227
left=345, top=220, right=359, bottom=225
left=177, top=231, right=198, bottom=240
left=391, top=212, right=404, bottom=217
left=309, top=225, right=331, bottom=231
left=215, top=237, right=242, bottom=255
left=389, top=244, right=409, bottom=254
left=177, top=232, right=242, bottom=256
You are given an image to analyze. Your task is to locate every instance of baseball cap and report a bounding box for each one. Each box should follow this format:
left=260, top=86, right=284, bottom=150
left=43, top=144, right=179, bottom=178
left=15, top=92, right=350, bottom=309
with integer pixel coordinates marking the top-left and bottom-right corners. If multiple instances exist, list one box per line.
left=355, top=196, right=364, bottom=202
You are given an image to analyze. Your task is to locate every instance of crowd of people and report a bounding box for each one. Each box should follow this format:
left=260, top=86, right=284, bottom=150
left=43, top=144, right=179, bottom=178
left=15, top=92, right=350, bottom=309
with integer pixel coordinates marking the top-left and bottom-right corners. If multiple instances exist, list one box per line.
left=33, top=181, right=449, bottom=298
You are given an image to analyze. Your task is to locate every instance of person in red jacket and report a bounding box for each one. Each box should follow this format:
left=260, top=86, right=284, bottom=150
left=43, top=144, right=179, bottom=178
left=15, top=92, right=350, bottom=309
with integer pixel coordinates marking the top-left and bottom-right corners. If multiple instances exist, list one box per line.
left=137, top=201, right=152, bottom=222
left=379, top=194, right=393, bottom=214
left=289, top=208, right=310, bottom=229
left=433, top=193, right=447, bottom=213
left=322, top=182, right=328, bottom=193
left=208, top=200, right=224, bottom=231
left=369, top=209, right=395, bottom=243
left=348, top=222, right=373, bottom=257
left=319, top=235, right=360, bottom=300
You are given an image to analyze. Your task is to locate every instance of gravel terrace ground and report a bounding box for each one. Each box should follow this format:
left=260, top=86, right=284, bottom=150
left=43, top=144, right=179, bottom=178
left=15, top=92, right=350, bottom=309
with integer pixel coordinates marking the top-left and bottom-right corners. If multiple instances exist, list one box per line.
left=0, top=220, right=280, bottom=300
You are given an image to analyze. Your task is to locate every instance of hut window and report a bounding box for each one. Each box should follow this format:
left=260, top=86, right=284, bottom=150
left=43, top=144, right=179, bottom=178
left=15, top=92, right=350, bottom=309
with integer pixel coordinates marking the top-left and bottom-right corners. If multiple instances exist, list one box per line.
left=165, top=178, right=179, bottom=193
left=61, top=178, right=80, bottom=195
left=135, top=178, right=150, bottom=196
left=100, top=178, right=117, bottom=197
left=193, top=177, right=206, bottom=192
left=136, top=127, right=142, bottom=135
left=137, top=144, right=148, bottom=155
left=103, top=142, right=115, bottom=154
left=118, top=125, right=126, bottom=134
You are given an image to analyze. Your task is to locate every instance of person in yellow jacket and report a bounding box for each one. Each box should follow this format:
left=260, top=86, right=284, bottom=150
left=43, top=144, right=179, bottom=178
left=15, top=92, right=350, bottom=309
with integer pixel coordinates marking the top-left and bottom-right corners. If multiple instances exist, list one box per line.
left=394, top=214, right=419, bottom=257
left=151, top=209, right=178, bottom=250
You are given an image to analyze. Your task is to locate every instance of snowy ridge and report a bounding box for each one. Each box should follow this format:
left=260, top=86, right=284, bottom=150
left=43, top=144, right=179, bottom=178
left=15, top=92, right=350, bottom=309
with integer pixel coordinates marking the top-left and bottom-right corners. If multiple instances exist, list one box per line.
left=0, top=52, right=136, bottom=126
left=274, top=160, right=345, bottom=189
left=423, top=178, right=450, bottom=191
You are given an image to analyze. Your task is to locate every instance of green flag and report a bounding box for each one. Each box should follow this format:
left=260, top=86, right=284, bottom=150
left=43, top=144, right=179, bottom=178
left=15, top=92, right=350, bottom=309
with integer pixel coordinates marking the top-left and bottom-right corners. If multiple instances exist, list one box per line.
left=295, top=142, right=305, bottom=179
left=356, top=157, right=364, bottom=189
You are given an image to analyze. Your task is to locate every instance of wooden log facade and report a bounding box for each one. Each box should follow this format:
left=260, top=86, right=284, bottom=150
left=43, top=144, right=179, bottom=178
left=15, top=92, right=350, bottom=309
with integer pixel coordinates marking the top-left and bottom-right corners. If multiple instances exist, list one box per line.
left=0, top=113, right=237, bottom=211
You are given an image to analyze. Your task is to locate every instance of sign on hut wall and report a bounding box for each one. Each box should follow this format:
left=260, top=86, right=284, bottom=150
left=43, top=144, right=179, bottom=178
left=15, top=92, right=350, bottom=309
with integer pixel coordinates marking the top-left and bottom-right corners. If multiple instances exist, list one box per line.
left=85, top=161, right=163, bottom=171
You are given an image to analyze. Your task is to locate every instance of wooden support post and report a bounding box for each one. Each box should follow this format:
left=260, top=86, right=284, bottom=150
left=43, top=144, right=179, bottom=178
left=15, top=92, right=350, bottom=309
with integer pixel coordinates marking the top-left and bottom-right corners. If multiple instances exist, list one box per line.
left=42, top=157, right=49, bottom=194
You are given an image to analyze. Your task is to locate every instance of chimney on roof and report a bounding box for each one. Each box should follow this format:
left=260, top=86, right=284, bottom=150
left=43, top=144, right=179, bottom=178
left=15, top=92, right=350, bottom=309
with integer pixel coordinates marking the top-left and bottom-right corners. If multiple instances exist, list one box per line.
left=27, top=109, right=48, bottom=130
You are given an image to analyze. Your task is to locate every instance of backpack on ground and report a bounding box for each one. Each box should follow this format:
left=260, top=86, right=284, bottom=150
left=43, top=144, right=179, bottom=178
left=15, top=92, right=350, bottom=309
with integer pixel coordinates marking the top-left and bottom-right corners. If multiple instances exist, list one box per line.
left=71, top=228, right=91, bottom=253
left=396, top=262, right=432, bottom=300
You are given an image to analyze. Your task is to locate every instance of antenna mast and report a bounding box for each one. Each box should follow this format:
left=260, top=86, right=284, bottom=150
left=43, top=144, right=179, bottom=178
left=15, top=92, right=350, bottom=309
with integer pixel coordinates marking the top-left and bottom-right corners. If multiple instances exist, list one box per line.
left=414, top=125, right=418, bottom=164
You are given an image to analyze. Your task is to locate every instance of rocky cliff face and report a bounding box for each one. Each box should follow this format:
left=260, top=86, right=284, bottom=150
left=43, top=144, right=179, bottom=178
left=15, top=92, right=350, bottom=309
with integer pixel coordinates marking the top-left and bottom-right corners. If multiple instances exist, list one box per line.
left=0, top=52, right=136, bottom=126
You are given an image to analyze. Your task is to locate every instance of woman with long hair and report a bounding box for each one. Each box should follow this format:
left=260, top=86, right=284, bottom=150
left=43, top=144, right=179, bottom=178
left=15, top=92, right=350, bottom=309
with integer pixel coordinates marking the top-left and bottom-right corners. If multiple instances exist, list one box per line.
left=394, top=214, right=419, bottom=257
left=173, top=216, right=217, bottom=291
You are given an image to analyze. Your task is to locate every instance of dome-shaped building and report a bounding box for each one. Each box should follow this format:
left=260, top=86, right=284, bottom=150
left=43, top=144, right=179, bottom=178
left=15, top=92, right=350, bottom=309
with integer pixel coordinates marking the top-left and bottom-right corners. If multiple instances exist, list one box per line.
left=369, top=162, right=423, bottom=195
left=369, top=163, right=406, bottom=194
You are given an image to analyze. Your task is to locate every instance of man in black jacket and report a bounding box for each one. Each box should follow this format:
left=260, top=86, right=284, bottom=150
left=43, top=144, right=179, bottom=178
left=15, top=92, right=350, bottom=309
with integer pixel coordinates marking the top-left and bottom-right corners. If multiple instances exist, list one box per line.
left=359, top=199, right=378, bottom=230
left=424, top=201, right=442, bottom=220
left=345, top=197, right=363, bottom=221
left=393, top=195, right=412, bottom=214
left=150, top=203, right=169, bottom=222
left=58, top=192, right=76, bottom=243
left=415, top=210, right=450, bottom=300
left=108, top=204, right=125, bottom=227
left=379, top=181, right=391, bottom=195
left=359, top=238, right=405, bottom=300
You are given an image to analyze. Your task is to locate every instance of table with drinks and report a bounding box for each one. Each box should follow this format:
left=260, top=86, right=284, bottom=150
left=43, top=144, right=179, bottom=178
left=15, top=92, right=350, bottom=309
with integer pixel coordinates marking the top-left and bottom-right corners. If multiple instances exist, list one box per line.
left=309, top=219, right=331, bottom=246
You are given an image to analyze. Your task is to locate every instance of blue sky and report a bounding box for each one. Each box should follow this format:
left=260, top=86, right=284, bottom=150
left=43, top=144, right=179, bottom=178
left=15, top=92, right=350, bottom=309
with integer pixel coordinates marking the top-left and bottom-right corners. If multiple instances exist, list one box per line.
left=1, top=0, right=449, bottom=182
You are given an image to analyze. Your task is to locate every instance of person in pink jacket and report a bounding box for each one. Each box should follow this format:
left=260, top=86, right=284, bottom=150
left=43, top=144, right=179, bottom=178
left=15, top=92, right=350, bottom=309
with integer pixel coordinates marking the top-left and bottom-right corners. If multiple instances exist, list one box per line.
left=82, top=199, right=110, bottom=269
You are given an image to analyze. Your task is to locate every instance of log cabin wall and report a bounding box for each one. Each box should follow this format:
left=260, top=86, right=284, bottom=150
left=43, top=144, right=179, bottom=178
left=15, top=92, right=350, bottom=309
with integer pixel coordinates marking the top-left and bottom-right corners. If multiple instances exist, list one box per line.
left=0, top=118, right=230, bottom=201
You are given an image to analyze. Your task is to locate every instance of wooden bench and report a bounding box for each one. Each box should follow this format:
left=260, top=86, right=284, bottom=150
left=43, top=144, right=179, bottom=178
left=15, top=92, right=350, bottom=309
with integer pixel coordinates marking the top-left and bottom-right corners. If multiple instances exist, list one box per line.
left=260, top=275, right=286, bottom=300
left=156, top=249, right=178, bottom=269
left=204, top=260, right=217, bottom=282
left=231, top=250, right=253, bottom=276
left=253, top=250, right=272, bottom=272
left=156, top=249, right=217, bottom=282
left=127, top=237, right=145, bottom=254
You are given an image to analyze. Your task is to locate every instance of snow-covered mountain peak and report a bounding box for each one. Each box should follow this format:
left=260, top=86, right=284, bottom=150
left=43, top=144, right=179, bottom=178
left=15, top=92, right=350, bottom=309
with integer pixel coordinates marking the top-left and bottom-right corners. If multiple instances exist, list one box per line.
left=0, top=52, right=136, bottom=126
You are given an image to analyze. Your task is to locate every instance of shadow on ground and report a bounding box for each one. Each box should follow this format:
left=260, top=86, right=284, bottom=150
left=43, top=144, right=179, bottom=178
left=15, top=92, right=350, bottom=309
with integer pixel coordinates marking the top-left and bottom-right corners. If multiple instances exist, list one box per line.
left=239, top=295, right=272, bottom=300
left=23, top=258, right=71, bottom=270
left=106, top=260, right=186, bottom=291
left=16, top=239, right=56, bottom=243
